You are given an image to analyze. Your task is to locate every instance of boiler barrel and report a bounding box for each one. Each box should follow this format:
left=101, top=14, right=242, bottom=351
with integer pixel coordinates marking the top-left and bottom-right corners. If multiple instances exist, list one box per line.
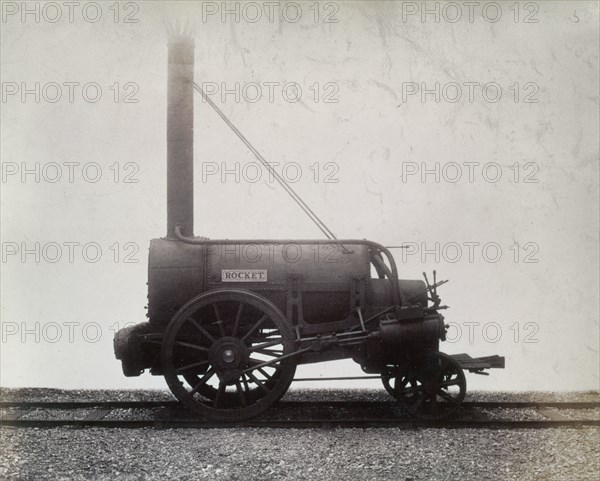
left=148, top=238, right=373, bottom=329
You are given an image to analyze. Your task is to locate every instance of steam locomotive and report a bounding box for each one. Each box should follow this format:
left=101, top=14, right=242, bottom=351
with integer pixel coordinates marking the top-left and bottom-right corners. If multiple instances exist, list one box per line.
left=114, top=31, right=504, bottom=421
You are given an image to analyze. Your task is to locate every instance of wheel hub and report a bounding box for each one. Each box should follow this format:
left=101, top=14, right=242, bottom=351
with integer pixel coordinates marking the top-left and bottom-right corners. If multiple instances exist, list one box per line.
left=222, top=349, right=236, bottom=364
left=209, top=337, right=249, bottom=384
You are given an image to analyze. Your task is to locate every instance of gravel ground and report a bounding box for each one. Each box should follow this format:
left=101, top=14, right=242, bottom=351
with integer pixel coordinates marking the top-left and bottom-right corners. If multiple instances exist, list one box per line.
left=1, top=389, right=599, bottom=480
left=552, top=409, right=600, bottom=421
left=1, top=426, right=598, bottom=481
left=0, top=388, right=175, bottom=403
left=17, top=408, right=95, bottom=421
left=460, top=407, right=549, bottom=421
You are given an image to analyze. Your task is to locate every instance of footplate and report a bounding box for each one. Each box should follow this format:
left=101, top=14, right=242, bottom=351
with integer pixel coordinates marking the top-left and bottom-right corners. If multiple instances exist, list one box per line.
left=451, top=353, right=505, bottom=373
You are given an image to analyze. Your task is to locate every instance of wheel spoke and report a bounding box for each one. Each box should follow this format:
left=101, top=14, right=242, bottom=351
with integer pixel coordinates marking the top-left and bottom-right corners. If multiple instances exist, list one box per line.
left=244, top=343, right=310, bottom=371
left=187, top=318, right=215, bottom=343
left=438, top=390, right=459, bottom=405
left=440, top=379, right=462, bottom=388
left=398, top=384, right=421, bottom=395
left=258, top=367, right=275, bottom=380
left=242, top=374, right=251, bottom=393
left=189, top=368, right=215, bottom=395
left=435, top=358, right=451, bottom=382
left=214, top=382, right=226, bottom=408
left=245, top=356, right=285, bottom=374
left=176, top=360, right=209, bottom=374
left=236, top=382, right=247, bottom=407
left=246, top=358, right=278, bottom=380
left=175, top=341, right=210, bottom=352
left=431, top=394, right=440, bottom=415
left=398, top=377, right=409, bottom=389
left=213, top=304, right=226, bottom=337
left=246, top=371, right=269, bottom=394
left=253, top=349, right=283, bottom=357
left=232, top=303, right=243, bottom=337
left=241, top=314, right=268, bottom=341
left=249, top=339, right=284, bottom=351
left=410, top=392, right=427, bottom=413
left=395, top=376, right=412, bottom=395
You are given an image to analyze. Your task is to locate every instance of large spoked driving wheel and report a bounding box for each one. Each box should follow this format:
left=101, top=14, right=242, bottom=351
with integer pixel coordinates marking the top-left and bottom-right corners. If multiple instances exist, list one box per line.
left=390, top=352, right=466, bottom=421
left=161, top=289, right=297, bottom=421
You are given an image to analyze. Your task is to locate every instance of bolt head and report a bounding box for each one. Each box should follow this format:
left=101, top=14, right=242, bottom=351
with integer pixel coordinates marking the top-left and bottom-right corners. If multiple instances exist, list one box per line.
left=222, top=349, right=235, bottom=364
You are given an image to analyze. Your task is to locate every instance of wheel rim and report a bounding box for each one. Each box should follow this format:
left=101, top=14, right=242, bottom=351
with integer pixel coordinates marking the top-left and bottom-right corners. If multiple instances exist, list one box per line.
left=162, top=290, right=297, bottom=420
left=389, top=352, right=466, bottom=421
left=381, top=372, right=395, bottom=397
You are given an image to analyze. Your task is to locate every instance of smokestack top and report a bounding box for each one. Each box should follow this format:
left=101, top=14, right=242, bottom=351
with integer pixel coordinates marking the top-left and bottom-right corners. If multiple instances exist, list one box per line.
left=164, top=20, right=196, bottom=46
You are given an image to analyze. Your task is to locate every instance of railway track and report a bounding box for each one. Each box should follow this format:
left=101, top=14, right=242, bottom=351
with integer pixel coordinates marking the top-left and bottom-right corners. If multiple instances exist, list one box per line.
left=1, top=400, right=598, bottom=429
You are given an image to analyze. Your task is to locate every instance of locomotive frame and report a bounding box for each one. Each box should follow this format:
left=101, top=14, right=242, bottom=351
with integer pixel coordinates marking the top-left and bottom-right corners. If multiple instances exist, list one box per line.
left=114, top=28, right=504, bottom=422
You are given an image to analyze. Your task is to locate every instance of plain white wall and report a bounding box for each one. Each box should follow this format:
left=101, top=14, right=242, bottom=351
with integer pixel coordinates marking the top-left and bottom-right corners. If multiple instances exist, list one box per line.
left=1, top=1, right=598, bottom=391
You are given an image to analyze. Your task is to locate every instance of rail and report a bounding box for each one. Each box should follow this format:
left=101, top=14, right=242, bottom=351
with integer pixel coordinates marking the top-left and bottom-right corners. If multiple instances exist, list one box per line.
left=2, top=400, right=598, bottom=430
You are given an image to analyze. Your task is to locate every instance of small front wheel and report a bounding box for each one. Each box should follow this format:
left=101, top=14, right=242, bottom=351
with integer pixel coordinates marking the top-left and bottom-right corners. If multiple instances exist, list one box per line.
left=385, top=352, right=466, bottom=421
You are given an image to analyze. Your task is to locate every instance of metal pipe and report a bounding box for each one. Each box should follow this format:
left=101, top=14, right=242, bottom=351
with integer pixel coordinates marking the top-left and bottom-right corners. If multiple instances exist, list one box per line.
left=167, top=36, right=195, bottom=238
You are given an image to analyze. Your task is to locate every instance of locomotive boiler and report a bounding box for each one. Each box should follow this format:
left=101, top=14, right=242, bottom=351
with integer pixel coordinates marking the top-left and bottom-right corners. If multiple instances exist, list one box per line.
left=114, top=30, right=504, bottom=421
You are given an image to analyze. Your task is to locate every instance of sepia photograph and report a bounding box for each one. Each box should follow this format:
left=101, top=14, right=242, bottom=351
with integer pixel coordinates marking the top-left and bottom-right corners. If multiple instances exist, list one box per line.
left=1, top=1, right=599, bottom=480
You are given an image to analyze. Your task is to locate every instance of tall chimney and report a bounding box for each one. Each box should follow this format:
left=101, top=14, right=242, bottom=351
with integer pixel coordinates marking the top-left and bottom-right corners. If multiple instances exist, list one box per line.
left=167, top=34, right=194, bottom=238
